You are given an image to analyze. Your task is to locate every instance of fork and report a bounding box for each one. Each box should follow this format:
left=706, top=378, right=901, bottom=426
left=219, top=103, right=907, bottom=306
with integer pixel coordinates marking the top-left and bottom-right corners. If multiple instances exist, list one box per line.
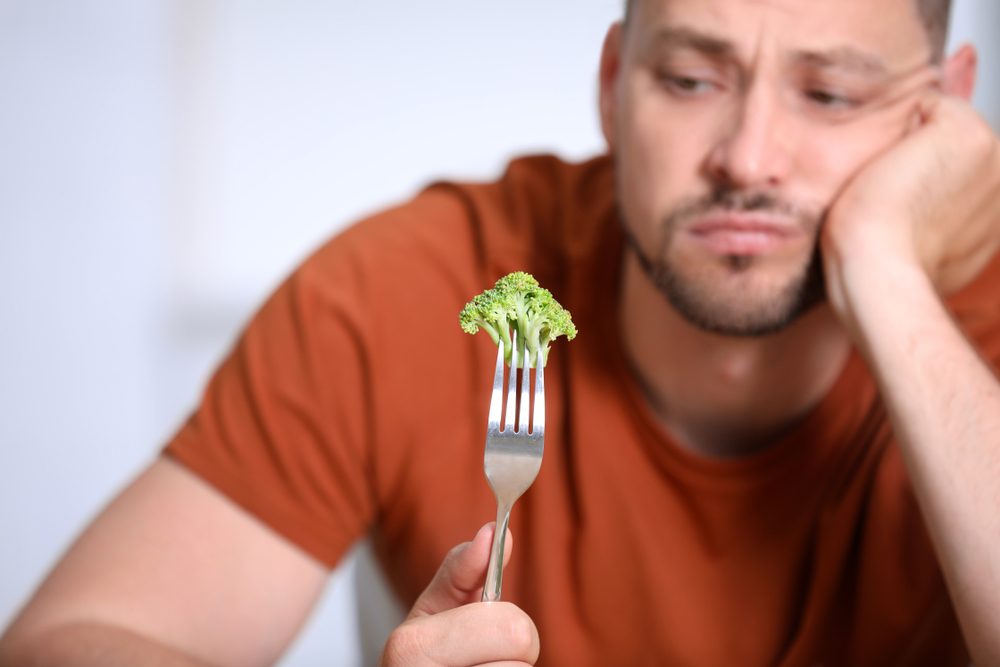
left=481, top=329, right=545, bottom=603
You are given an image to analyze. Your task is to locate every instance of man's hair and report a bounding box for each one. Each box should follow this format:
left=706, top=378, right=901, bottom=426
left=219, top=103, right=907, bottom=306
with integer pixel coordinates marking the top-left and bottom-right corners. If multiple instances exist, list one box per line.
left=622, top=0, right=952, bottom=62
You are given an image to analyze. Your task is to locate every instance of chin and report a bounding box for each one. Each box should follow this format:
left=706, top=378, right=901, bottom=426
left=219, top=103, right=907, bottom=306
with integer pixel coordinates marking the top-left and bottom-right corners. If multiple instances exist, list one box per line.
left=657, top=252, right=827, bottom=338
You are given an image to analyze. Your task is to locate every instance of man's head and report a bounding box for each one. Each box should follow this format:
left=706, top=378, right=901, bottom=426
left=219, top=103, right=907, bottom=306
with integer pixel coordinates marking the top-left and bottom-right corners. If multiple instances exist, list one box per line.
left=625, top=0, right=952, bottom=64
left=602, top=0, right=969, bottom=336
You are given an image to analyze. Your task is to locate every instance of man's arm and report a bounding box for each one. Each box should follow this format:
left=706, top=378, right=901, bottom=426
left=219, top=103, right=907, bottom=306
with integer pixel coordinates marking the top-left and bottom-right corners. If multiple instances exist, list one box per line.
left=831, top=254, right=1000, bottom=663
left=823, top=86, right=1000, bottom=663
left=0, top=457, right=329, bottom=667
left=0, top=458, right=539, bottom=667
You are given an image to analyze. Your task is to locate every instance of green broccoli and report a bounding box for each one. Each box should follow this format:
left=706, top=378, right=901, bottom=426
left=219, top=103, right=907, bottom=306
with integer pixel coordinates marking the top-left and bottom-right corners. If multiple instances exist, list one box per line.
left=460, top=271, right=577, bottom=368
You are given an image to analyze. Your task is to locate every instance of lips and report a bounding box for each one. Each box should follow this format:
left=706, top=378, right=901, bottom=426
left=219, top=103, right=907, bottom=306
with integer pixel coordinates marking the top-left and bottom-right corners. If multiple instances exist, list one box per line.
left=686, top=213, right=803, bottom=256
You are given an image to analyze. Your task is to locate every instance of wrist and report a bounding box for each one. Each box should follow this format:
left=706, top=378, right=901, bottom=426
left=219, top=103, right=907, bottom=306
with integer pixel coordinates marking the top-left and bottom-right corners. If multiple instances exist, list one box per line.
left=822, top=230, right=937, bottom=345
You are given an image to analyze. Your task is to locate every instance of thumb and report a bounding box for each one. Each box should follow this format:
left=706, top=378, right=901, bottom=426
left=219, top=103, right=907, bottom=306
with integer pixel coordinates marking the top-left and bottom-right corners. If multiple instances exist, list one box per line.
left=407, top=522, right=513, bottom=619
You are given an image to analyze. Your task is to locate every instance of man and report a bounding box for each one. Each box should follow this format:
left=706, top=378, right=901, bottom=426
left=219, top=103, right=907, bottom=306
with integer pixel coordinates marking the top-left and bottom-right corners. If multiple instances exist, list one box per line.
left=2, top=0, right=1000, bottom=664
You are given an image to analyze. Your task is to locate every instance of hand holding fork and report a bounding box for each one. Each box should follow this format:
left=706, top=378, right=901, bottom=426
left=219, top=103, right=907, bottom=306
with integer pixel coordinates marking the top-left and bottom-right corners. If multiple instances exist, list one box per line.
left=378, top=329, right=546, bottom=666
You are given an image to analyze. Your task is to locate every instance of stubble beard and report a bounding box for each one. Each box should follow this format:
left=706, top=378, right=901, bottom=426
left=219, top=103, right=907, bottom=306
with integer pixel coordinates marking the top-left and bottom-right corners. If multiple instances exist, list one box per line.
left=621, top=188, right=828, bottom=337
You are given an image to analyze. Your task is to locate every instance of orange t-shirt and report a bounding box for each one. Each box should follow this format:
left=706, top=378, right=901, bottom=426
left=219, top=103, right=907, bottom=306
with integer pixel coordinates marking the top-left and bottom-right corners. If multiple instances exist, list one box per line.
left=165, top=154, right=1000, bottom=666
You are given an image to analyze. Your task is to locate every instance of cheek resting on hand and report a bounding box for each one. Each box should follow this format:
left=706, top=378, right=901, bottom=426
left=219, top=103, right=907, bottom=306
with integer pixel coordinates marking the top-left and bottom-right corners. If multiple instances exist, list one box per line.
left=820, top=93, right=1000, bottom=332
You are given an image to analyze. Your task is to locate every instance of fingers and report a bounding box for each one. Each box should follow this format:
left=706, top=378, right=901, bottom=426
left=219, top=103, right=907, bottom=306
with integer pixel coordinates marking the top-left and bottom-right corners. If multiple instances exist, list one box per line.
left=857, top=63, right=941, bottom=119
left=409, top=523, right=513, bottom=619
left=911, top=90, right=991, bottom=142
left=382, top=602, right=539, bottom=667
left=912, top=91, right=961, bottom=130
left=379, top=526, right=536, bottom=667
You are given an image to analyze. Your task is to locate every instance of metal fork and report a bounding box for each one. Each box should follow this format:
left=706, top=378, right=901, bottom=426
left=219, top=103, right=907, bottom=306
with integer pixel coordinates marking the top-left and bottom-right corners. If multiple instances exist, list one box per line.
left=481, top=330, right=545, bottom=603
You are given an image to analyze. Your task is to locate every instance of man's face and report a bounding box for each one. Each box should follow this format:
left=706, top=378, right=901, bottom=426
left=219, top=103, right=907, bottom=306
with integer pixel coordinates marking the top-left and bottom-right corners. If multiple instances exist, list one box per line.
left=604, top=0, right=938, bottom=335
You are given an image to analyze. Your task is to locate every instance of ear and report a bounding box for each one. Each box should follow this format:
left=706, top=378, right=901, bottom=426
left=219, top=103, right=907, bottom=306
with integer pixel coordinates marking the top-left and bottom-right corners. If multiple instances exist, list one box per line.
left=599, top=22, right=624, bottom=153
left=941, top=43, right=977, bottom=101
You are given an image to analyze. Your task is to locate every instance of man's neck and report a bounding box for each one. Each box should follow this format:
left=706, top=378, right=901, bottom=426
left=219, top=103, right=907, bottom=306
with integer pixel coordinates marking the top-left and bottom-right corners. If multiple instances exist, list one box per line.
left=618, top=251, right=853, bottom=458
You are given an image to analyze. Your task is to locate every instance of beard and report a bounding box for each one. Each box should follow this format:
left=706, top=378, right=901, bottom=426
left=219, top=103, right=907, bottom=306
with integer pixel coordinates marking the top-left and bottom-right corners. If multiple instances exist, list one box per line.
left=621, top=187, right=827, bottom=337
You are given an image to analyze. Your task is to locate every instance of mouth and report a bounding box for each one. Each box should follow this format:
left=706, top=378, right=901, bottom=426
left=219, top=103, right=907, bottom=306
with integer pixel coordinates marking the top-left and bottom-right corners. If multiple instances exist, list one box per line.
left=685, top=212, right=804, bottom=257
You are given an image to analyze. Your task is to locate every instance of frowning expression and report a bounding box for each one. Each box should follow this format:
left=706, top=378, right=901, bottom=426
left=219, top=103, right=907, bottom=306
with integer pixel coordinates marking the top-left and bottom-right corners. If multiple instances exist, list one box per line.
left=601, top=0, right=939, bottom=335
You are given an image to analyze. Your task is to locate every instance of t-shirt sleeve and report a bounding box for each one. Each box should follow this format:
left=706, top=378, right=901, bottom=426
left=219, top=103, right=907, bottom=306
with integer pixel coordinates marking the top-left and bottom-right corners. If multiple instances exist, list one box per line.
left=164, top=227, right=383, bottom=568
left=948, top=250, right=1000, bottom=370
left=166, top=190, right=457, bottom=567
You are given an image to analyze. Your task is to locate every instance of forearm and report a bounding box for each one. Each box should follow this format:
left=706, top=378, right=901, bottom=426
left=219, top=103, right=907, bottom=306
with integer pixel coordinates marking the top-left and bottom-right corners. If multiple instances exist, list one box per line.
left=842, top=258, right=1000, bottom=664
left=0, top=458, right=329, bottom=667
left=0, top=621, right=212, bottom=667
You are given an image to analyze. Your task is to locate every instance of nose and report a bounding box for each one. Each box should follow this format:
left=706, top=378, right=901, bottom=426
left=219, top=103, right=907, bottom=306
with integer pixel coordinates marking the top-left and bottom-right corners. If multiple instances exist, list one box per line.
left=706, top=79, right=792, bottom=190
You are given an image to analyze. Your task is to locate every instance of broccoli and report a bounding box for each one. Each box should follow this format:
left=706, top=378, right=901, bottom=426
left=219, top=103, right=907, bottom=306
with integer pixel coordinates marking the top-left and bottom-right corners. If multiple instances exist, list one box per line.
left=460, top=271, right=577, bottom=368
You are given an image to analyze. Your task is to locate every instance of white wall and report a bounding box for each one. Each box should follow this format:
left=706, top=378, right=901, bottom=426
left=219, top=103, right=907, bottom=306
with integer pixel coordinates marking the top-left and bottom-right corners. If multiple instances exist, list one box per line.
left=0, top=0, right=170, bottom=643
left=951, top=0, right=1000, bottom=129
left=1, top=2, right=998, bottom=666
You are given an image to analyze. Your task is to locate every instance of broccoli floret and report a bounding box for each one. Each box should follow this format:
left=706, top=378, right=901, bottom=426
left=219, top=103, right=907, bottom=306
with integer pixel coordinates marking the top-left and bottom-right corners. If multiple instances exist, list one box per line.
left=460, top=271, right=577, bottom=368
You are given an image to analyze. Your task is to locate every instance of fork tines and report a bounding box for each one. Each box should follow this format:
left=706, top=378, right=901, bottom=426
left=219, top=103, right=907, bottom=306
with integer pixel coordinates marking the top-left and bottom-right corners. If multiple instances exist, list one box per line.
left=488, top=331, right=544, bottom=437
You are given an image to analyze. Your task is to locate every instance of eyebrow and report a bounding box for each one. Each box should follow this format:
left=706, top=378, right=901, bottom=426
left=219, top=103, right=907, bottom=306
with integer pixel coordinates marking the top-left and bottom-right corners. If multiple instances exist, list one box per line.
left=646, top=27, right=736, bottom=59
left=646, top=27, right=889, bottom=77
left=790, top=48, right=889, bottom=76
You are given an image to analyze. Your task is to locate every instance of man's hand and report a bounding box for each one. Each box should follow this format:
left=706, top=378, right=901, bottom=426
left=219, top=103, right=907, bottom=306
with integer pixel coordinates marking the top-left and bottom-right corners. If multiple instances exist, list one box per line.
left=822, top=90, right=1000, bottom=336
left=378, top=524, right=540, bottom=667
left=818, top=73, right=1000, bottom=664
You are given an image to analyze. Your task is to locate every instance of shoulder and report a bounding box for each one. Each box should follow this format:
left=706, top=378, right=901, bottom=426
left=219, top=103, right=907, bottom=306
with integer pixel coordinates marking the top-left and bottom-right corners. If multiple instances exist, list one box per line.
left=292, top=153, right=615, bottom=318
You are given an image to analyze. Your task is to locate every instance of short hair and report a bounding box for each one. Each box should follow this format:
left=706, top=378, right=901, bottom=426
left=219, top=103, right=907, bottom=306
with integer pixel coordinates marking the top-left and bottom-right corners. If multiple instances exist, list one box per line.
left=915, top=0, right=952, bottom=61
left=622, top=0, right=951, bottom=63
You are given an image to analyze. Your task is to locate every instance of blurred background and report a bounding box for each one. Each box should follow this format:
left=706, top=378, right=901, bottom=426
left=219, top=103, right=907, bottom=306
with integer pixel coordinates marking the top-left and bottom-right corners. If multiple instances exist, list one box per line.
left=1, top=1, right=998, bottom=665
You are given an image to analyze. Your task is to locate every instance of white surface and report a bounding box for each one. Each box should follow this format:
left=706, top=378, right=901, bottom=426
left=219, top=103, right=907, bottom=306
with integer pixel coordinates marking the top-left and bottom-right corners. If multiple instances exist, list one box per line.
left=0, top=0, right=169, bottom=634
left=0, top=1, right=997, bottom=666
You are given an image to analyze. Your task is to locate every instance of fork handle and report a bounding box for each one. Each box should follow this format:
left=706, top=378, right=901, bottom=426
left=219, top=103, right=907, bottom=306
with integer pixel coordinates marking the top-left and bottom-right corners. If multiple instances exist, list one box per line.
left=482, top=500, right=513, bottom=602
